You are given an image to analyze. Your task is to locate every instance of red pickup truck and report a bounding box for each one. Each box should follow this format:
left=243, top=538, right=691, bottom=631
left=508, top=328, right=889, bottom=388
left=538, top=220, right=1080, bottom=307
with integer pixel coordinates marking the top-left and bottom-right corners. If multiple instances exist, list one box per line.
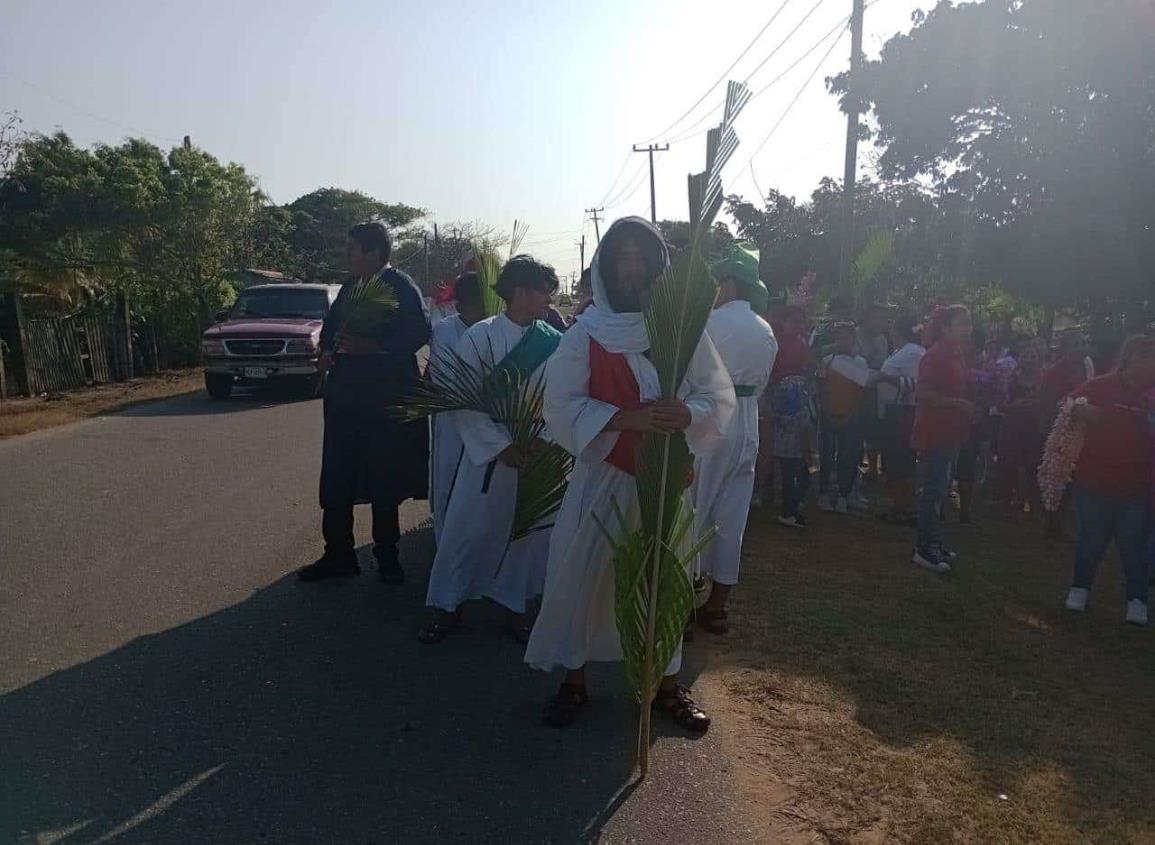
left=201, top=283, right=341, bottom=399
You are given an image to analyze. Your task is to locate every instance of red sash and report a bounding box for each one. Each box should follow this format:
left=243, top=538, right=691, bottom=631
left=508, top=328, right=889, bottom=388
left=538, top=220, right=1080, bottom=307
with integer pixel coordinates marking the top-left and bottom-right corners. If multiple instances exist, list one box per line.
left=588, top=339, right=642, bottom=476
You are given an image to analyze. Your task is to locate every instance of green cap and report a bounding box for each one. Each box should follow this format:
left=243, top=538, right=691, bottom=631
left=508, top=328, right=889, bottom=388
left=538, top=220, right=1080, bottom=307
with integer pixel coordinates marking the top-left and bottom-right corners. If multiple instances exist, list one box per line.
left=712, top=242, right=769, bottom=313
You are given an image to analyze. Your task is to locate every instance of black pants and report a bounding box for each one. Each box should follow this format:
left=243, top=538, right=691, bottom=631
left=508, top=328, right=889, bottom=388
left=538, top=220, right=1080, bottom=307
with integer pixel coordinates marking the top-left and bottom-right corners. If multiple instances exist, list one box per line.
left=322, top=501, right=401, bottom=564
left=779, top=457, right=810, bottom=518
left=819, top=418, right=862, bottom=496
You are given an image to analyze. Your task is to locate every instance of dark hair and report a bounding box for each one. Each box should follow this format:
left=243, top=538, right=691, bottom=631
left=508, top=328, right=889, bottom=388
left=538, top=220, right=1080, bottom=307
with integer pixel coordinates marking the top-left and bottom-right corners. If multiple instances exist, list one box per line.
left=348, top=221, right=392, bottom=263
left=776, top=304, right=806, bottom=323
left=454, top=272, right=483, bottom=309
left=495, top=254, right=560, bottom=301
left=893, top=313, right=919, bottom=343
left=598, top=222, right=667, bottom=294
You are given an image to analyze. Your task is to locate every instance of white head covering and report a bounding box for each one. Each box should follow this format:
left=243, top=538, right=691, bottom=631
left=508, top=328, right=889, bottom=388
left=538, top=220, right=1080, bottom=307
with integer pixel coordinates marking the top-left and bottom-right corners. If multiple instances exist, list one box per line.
left=576, top=216, right=670, bottom=354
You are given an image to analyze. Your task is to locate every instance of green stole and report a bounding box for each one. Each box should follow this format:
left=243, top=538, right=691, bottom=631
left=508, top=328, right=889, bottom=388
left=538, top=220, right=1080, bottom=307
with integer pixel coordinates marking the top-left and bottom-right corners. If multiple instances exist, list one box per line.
left=486, top=319, right=562, bottom=394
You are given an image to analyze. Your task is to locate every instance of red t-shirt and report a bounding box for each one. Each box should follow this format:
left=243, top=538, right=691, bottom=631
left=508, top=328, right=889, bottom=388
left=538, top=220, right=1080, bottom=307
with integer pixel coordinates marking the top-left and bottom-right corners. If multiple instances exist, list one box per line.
left=770, top=332, right=809, bottom=384
left=1070, top=374, right=1152, bottom=499
left=910, top=341, right=971, bottom=453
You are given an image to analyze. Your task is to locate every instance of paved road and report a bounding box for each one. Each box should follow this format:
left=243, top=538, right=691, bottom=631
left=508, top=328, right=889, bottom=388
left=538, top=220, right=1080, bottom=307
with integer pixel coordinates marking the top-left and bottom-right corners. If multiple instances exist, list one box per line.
left=0, top=390, right=754, bottom=844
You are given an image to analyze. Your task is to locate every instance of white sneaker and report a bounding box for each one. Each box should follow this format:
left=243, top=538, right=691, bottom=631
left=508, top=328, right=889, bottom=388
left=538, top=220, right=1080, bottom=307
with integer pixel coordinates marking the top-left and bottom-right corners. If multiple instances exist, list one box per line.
left=1065, top=587, right=1089, bottom=613
left=818, top=494, right=835, bottom=512
left=777, top=515, right=806, bottom=529
left=835, top=496, right=849, bottom=514
left=1125, top=599, right=1148, bottom=626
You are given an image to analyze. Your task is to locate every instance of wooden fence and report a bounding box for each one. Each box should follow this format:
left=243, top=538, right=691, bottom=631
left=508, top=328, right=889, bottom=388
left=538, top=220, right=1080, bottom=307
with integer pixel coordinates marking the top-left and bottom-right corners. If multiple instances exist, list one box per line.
left=22, top=309, right=118, bottom=395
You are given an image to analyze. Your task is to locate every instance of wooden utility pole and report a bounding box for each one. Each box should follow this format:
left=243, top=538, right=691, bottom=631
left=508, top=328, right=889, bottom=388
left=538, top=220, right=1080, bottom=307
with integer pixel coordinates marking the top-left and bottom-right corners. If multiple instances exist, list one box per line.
left=837, top=0, right=866, bottom=288
left=632, top=143, right=670, bottom=224
left=577, top=234, right=586, bottom=274
left=584, top=208, right=604, bottom=244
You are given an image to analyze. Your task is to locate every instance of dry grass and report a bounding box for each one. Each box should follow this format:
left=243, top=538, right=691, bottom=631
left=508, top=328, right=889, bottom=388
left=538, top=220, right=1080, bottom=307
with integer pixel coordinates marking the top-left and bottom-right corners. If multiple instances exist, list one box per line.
left=711, top=496, right=1155, bottom=844
left=0, top=370, right=202, bottom=438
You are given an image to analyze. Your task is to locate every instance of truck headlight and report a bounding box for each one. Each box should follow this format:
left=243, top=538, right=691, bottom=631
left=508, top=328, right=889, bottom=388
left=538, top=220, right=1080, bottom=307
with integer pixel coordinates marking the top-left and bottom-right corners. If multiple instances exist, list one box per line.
left=286, top=338, right=319, bottom=354
left=201, top=339, right=225, bottom=356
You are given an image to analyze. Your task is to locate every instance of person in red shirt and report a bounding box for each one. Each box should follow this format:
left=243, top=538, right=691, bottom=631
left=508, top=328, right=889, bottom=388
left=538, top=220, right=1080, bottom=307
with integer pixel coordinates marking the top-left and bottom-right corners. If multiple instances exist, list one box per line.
left=910, top=305, right=975, bottom=572
left=755, top=305, right=811, bottom=505
left=1063, top=335, right=1155, bottom=626
left=1039, top=329, right=1095, bottom=537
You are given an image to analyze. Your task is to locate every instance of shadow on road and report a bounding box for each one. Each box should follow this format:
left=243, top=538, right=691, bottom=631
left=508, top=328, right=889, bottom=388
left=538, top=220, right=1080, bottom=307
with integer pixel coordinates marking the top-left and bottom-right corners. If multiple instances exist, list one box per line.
left=117, top=388, right=317, bottom=418
left=0, top=525, right=702, bottom=844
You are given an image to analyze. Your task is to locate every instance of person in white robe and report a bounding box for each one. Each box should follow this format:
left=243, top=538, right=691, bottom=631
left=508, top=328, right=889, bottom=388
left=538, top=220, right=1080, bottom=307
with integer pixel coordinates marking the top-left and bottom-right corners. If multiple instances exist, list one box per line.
left=420, top=256, right=563, bottom=645
left=525, top=217, right=735, bottom=732
left=428, top=273, right=487, bottom=546
left=691, top=246, right=778, bottom=633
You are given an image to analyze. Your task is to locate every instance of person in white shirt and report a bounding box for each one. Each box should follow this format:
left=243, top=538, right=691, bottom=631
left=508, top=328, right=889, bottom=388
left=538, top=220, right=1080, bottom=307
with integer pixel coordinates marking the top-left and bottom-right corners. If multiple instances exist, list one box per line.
left=427, top=273, right=487, bottom=546
left=877, top=314, right=927, bottom=523
left=691, top=246, right=778, bottom=633
left=419, top=257, right=563, bottom=645
left=525, top=217, right=735, bottom=732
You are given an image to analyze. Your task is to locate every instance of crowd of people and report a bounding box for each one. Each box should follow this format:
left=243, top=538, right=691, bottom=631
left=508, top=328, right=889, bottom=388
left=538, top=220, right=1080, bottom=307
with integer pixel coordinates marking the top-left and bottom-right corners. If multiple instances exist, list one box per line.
left=295, top=217, right=1155, bottom=734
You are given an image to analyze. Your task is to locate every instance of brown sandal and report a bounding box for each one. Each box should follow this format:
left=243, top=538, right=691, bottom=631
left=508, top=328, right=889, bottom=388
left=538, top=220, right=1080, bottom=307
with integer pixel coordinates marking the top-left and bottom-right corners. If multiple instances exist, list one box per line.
left=696, top=606, right=729, bottom=634
left=417, top=611, right=460, bottom=645
left=652, top=684, right=711, bottom=733
left=542, top=683, right=589, bottom=728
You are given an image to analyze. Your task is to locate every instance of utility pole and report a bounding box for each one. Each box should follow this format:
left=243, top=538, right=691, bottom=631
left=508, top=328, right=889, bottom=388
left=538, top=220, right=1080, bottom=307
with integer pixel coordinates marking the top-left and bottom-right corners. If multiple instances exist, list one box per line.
left=837, top=0, right=866, bottom=289
left=584, top=208, right=604, bottom=244
left=577, top=234, right=586, bottom=274
left=632, top=143, right=670, bottom=224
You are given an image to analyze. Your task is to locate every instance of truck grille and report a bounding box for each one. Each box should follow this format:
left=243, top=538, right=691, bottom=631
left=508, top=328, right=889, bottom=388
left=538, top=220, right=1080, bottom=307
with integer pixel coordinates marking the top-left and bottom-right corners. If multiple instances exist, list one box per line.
left=225, top=339, right=286, bottom=356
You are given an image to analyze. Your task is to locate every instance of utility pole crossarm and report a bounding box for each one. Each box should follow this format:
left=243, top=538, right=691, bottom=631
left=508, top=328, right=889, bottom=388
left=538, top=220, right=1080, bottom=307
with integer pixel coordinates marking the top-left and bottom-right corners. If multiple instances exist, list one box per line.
left=632, top=143, right=670, bottom=224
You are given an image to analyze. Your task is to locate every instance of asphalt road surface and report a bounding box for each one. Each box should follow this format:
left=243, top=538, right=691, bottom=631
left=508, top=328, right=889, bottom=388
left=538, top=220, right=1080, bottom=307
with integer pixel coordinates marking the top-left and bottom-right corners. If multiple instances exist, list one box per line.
left=0, top=388, right=754, bottom=844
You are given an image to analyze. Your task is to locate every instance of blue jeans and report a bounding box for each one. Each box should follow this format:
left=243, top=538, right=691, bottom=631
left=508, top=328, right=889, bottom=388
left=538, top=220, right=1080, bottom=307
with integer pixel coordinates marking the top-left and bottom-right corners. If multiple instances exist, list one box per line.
left=916, top=448, right=958, bottom=549
left=1072, top=486, right=1150, bottom=603
left=819, top=417, right=862, bottom=497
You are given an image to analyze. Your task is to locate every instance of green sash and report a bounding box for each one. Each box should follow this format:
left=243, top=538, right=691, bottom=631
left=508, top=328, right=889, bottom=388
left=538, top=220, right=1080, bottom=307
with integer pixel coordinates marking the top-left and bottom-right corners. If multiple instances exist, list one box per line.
left=486, top=320, right=562, bottom=394
left=734, top=384, right=757, bottom=397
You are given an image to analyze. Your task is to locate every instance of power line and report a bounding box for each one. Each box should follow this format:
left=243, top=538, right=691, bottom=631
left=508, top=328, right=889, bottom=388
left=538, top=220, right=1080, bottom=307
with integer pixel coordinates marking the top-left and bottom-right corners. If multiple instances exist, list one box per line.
left=0, top=62, right=182, bottom=144
left=595, top=153, right=633, bottom=208
left=668, top=5, right=852, bottom=146
left=745, top=24, right=849, bottom=189
left=605, top=167, right=650, bottom=211
left=646, top=0, right=795, bottom=142
left=603, top=161, right=647, bottom=208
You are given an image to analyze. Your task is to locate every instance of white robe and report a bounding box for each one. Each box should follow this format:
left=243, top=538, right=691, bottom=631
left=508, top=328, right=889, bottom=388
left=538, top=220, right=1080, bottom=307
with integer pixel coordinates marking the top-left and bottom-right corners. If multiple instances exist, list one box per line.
left=429, top=315, right=470, bottom=545
left=424, top=313, right=550, bottom=614
left=524, top=321, right=735, bottom=673
left=691, top=300, right=778, bottom=586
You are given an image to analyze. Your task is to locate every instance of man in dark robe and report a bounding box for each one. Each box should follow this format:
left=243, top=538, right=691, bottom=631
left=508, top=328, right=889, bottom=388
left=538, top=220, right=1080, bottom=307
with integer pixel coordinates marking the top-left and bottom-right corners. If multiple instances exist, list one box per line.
left=298, top=222, right=431, bottom=583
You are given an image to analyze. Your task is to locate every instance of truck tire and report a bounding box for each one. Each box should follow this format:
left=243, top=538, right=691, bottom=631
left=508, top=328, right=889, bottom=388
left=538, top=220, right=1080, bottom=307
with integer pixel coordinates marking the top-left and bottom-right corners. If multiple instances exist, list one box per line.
left=205, top=372, right=234, bottom=399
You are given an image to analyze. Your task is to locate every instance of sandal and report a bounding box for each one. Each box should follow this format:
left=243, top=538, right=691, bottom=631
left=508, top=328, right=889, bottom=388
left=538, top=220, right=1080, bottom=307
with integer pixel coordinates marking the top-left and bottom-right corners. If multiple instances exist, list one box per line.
left=696, top=606, right=729, bottom=635
left=542, top=683, right=589, bottom=728
left=652, top=684, right=711, bottom=733
left=417, top=612, right=460, bottom=645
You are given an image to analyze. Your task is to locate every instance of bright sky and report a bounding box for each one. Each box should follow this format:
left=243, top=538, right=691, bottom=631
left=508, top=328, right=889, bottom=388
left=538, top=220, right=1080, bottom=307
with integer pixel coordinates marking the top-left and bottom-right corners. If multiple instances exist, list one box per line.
left=2, top=0, right=929, bottom=280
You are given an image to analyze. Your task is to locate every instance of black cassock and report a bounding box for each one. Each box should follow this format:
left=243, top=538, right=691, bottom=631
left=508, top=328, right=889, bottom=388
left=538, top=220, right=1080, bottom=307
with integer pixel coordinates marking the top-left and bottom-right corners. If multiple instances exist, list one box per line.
left=318, top=267, right=430, bottom=514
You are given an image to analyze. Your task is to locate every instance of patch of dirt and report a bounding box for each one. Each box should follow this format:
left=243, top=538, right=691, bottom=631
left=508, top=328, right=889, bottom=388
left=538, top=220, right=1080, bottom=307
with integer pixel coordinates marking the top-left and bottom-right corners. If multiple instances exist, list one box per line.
left=0, top=370, right=202, bottom=438
left=701, top=492, right=1155, bottom=844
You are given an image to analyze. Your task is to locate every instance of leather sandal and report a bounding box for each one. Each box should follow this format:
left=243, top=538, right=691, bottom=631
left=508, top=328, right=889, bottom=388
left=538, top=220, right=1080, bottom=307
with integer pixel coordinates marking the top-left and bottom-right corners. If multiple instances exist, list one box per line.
left=652, top=684, right=711, bottom=733
left=542, top=683, right=589, bottom=728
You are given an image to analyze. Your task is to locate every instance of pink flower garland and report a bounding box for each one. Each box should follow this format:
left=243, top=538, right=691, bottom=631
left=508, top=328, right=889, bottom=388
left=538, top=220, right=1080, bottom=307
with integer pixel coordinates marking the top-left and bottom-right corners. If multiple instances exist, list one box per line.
left=1037, top=397, right=1087, bottom=511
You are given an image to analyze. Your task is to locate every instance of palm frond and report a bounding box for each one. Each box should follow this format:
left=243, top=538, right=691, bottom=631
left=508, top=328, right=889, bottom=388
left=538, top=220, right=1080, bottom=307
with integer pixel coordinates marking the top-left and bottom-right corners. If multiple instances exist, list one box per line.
left=510, top=441, right=574, bottom=541
left=616, top=227, right=720, bottom=778
left=852, top=229, right=895, bottom=287
left=336, top=268, right=399, bottom=341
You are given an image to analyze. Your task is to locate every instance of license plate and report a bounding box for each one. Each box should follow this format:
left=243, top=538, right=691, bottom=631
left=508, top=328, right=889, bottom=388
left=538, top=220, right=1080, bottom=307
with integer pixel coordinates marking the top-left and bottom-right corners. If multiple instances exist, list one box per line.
left=242, top=367, right=268, bottom=379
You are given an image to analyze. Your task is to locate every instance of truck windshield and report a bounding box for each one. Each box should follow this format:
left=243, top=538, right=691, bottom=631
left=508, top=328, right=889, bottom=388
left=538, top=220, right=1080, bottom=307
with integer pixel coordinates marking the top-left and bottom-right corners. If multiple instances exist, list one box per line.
left=230, top=289, right=329, bottom=320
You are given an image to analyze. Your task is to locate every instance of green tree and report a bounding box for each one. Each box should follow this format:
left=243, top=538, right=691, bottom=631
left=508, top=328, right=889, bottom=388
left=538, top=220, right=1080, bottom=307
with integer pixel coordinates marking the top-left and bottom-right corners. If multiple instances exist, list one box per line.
left=286, top=188, right=426, bottom=280
left=834, top=0, right=1155, bottom=317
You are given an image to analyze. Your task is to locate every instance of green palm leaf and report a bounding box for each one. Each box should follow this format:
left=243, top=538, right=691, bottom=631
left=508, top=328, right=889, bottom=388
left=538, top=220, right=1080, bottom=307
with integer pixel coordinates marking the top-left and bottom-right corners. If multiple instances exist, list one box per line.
left=336, top=269, right=399, bottom=342
left=472, top=219, right=529, bottom=319
left=615, top=235, right=720, bottom=778
left=393, top=341, right=571, bottom=548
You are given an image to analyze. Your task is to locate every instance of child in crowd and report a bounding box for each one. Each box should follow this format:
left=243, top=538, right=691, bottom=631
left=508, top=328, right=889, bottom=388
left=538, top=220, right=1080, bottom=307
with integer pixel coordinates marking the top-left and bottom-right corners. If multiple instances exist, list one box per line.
left=996, top=340, right=1044, bottom=514
left=818, top=322, right=871, bottom=514
left=878, top=314, right=926, bottom=524
left=911, top=306, right=975, bottom=573
left=755, top=305, right=811, bottom=506
left=1063, top=335, right=1155, bottom=626
left=772, top=374, right=814, bottom=528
